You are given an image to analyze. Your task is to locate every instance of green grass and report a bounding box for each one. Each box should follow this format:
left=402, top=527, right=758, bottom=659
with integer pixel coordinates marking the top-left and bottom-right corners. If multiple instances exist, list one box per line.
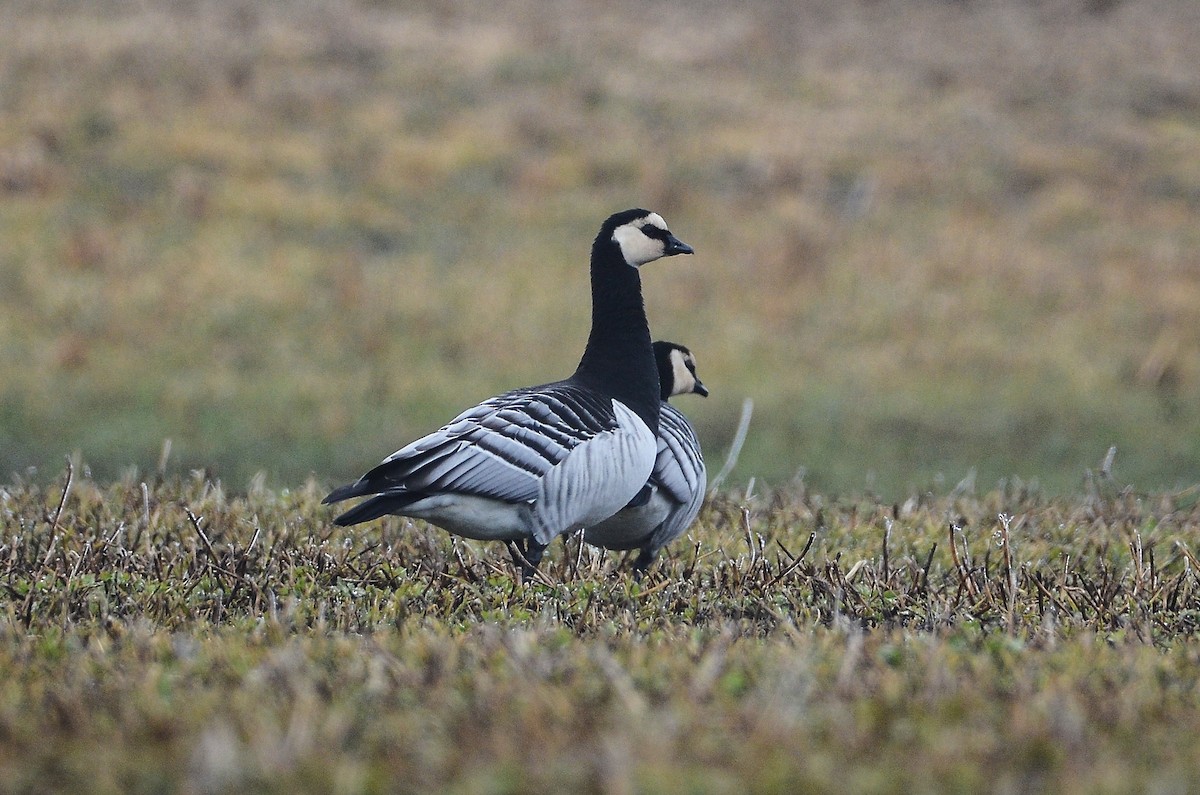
left=3, top=469, right=1200, bottom=792
left=2, top=1, right=1200, bottom=496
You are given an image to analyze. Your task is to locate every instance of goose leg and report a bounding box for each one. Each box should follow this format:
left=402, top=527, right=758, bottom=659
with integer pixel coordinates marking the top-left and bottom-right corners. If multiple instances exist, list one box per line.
left=632, top=548, right=656, bottom=580
left=506, top=539, right=548, bottom=581
left=524, top=540, right=547, bottom=569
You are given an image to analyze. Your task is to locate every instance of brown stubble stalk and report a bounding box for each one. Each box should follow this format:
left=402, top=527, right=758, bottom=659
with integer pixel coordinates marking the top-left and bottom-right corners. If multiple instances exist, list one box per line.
left=47, top=456, right=74, bottom=537
left=998, top=512, right=1017, bottom=634
left=948, top=520, right=977, bottom=602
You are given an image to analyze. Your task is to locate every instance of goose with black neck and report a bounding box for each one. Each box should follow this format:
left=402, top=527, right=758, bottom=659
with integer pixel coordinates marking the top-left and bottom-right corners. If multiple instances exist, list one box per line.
left=323, top=209, right=694, bottom=576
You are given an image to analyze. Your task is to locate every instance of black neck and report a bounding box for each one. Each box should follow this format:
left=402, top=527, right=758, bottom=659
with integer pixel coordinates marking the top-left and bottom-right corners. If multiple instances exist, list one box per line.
left=571, top=237, right=660, bottom=434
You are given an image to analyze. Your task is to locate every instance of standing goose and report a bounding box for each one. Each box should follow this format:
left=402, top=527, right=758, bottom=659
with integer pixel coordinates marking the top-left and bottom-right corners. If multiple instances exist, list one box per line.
left=323, top=209, right=694, bottom=574
left=584, top=341, right=708, bottom=574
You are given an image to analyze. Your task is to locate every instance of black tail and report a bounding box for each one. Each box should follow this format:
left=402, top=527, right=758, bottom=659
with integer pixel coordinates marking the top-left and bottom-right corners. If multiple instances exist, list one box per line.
left=332, top=491, right=424, bottom=526
left=324, top=454, right=425, bottom=506
left=323, top=480, right=370, bottom=505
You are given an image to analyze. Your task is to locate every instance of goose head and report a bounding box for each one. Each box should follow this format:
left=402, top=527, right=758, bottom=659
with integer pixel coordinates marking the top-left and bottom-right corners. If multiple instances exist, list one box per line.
left=654, top=341, right=709, bottom=401
left=604, top=209, right=694, bottom=267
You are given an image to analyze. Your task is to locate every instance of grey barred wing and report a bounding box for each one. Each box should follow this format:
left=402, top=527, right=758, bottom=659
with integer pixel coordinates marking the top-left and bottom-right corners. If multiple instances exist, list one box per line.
left=650, top=405, right=705, bottom=505
left=643, top=403, right=707, bottom=555
left=357, top=383, right=620, bottom=503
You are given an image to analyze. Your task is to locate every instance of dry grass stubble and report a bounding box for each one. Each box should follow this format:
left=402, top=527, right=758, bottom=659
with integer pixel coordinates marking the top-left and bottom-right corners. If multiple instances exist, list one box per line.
left=1, top=463, right=1200, bottom=791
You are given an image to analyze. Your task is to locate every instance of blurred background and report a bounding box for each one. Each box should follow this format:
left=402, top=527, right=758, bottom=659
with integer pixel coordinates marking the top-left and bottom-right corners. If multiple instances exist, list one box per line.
left=1, top=0, right=1197, bottom=497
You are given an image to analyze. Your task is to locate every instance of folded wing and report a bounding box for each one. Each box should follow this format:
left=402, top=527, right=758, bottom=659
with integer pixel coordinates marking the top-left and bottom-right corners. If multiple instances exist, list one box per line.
left=323, top=382, right=620, bottom=510
left=644, top=403, right=707, bottom=554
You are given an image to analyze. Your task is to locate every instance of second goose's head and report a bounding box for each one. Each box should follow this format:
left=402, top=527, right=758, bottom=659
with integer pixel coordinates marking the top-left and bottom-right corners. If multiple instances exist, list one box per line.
left=653, top=341, right=709, bottom=401
left=603, top=209, right=694, bottom=267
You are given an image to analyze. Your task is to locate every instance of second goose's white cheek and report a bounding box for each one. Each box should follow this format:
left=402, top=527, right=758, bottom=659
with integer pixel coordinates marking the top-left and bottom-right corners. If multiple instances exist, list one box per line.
left=670, top=352, right=695, bottom=396
left=612, top=226, right=665, bottom=267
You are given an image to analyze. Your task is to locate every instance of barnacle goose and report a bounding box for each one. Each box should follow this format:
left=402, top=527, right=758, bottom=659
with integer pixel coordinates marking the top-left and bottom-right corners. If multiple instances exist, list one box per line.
left=323, top=209, right=694, bottom=575
left=584, top=341, right=707, bottom=574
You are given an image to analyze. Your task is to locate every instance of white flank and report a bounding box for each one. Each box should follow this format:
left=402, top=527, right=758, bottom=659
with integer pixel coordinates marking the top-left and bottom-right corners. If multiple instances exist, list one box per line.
left=399, top=493, right=530, bottom=541
left=581, top=493, right=671, bottom=550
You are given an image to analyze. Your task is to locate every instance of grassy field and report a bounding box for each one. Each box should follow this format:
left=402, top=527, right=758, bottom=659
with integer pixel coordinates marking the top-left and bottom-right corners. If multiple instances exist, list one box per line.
left=1, top=469, right=1200, bottom=792
left=4, top=3, right=1195, bottom=792
left=1, top=0, right=1199, bottom=496
left=4, top=4, right=1200, bottom=792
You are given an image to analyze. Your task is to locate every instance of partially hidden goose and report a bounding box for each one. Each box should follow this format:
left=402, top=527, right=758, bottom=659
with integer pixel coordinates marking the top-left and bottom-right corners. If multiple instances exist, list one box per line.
left=584, top=341, right=707, bottom=574
left=323, top=209, right=694, bottom=575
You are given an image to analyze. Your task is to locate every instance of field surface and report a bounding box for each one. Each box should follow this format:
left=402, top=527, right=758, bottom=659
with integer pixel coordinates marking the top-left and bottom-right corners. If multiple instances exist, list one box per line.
left=3, top=471, right=1200, bottom=793
left=1, top=0, right=1199, bottom=495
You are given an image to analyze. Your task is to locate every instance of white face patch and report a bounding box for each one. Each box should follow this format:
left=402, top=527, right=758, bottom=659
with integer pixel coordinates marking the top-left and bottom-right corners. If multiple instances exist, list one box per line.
left=641, top=213, right=667, bottom=232
left=612, top=213, right=669, bottom=267
left=668, top=348, right=697, bottom=397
